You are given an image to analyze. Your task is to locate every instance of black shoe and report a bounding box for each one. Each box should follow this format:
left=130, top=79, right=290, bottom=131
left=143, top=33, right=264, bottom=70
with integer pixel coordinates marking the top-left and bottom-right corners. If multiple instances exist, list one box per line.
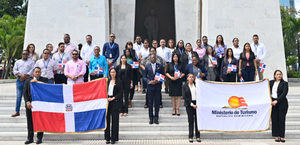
left=196, top=138, right=201, bottom=142
left=160, top=105, right=163, bottom=108
left=280, top=139, right=286, bottom=143
left=189, top=138, right=193, bottom=143
left=36, top=139, right=42, bottom=144
left=142, top=90, right=146, bottom=94
left=25, top=140, right=33, bottom=144
left=111, top=141, right=115, bottom=144
left=165, top=90, right=169, bottom=93
left=106, top=140, right=110, bottom=144
left=144, top=104, right=148, bottom=108
left=154, top=119, right=159, bottom=124
left=275, top=139, right=280, bottom=142
left=149, top=119, right=153, bottom=124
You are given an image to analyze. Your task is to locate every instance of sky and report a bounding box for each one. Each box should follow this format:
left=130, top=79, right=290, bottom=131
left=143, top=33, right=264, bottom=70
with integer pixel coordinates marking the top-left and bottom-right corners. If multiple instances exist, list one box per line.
left=296, top=0, right=300, bottom=10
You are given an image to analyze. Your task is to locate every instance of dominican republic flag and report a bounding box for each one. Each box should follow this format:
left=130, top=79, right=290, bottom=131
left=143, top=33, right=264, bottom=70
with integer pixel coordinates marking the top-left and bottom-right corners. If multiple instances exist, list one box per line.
left=174, top=70, right=181, bottom=78
left=58, top=61, right=68, bottom=68
left=227, top=64, right=237, bottom=72
left=258, top=63, right=266, bottom=73
left=130, top=61, right=139, bottom=69
left=155, top=73, right=165, bottom=82
left=30, top=79, right=107, bottom=133
left=240, top=77, right=245, bottom=82
left=212, top=58, right=217, bottom=65
left=94, top=65, right=104, bottom=74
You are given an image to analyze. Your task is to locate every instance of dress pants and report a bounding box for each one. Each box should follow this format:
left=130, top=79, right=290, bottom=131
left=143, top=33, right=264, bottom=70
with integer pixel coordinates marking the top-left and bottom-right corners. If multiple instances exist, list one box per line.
left=83, top=65, right=89, bottom=82
left=186, top=101, right=200, bottom=138
left=26, top=106, right=43, bottom=141
left=241, top=66, right=255, bottom=82
left=271, top=99, right=288, bottom=138
left=216, top=57, right=223, bottom=81
left=223, top=73, right=237, bottom=82
left=54, top=74, right=67, bottom=84
left=105, top=101, right=119, bottom=141
left=121, top=82, right=129, bottom=113
left=147, top=85, right=160, bottom=120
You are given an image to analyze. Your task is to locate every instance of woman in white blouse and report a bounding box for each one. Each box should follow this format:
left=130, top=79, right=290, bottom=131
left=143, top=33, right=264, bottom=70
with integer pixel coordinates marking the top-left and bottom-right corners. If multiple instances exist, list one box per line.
left=269, top=70, right=289, bottom=143
left=105, top=68, right=122, bottom=144
left=182, top=74, right=201, bottom=143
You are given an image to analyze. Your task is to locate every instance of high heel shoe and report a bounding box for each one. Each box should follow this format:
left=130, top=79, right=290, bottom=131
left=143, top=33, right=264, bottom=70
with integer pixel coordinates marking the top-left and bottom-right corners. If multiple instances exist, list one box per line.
left=189, top=138, right=193, bottom=143
left=196, top=138, right=201, bottom=142
left=176, top=109, right=180, bottom=116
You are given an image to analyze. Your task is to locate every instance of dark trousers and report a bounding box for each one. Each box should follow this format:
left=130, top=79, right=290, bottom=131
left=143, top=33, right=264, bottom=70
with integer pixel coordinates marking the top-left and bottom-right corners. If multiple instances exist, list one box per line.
left=242, top=66, right=255, bottom=82
left=129, top=88, right=135, bottom=100
left=147, top=86, right=160, bottom=120
left=141, top=69, right=147, bottom=90
left=121, top=83, right=129, bottom=113
left=105, top=102, right=119, bottom=141
left=54, top=74, right=67, bottom=84
left=90, top=74, right=104, bottom=81
left=84, top=65, right=89, bottom=82
left=26, top=107, right=43, bottom=141
left=216, top=57, right=223, bottom=81
left=186, top=101, right=200, bottom=139
left=271, top=100, right=288, bottom=138
left=223, top=73, right=237, bottom=82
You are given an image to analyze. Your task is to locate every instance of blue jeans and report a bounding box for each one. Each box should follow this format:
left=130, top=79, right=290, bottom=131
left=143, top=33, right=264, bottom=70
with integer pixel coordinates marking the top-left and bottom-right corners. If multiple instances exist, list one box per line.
left=16, top=79, right=25, bottom=112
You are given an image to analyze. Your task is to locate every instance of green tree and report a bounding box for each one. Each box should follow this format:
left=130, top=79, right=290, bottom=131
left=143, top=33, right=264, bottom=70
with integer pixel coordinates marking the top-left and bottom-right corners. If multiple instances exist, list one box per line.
left=0, top=15, right=26, bottom=79
left=0, top=0, right=28, bottom=17
left=281, top=7, right=300, bottom=70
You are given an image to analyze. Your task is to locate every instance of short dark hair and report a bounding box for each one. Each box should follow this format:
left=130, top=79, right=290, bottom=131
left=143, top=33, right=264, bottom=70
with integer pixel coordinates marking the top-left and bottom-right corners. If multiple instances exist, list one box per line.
left=33, top=67, right=41, bottom=71
left=232, top=38, right=239, bottom=42
left=86, top=34, right=92, bottom=38
left=202, top=36, right=207, bottom=39
left=46, top=43, right=52, bottom=48
left=64, top=34, right=70, bottom=37
left=43, top=48, right=50, bottom=53
left=58, top=42, right=64, bottom=47
left=253, top=34, right=259, bottom=38
left=72, top=50, right=79, bottom=54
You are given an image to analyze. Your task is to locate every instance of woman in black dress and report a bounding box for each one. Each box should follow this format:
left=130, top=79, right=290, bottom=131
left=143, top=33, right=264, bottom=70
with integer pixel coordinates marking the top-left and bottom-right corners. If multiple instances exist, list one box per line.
left=183, top=73, right=201, bottom=143
left=220, top=48, right=238, bottom=82
left=116, top=55, right=133, bottom=116
left=166, top=53, right=185, bottom=116
left=105, top=68, right=122, bottom=144
left=270, top=70, right=289, bottom=142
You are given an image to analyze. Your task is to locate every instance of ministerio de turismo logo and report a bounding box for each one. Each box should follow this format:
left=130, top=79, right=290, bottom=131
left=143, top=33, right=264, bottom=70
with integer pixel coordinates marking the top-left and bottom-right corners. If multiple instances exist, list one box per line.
left=225, top=96, right=248, bottom=109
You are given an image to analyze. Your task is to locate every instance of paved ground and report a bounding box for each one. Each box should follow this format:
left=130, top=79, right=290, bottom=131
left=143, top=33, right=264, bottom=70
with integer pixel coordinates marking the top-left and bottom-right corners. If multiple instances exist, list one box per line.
left=1, top=139, right=300, bottom=145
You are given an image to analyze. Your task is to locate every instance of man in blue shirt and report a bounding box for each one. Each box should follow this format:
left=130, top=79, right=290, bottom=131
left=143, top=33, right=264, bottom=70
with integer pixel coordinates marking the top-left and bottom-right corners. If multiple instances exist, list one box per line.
left=103, top=33, right=119, bottom=68
left=89, top=46, right=108, bottom=80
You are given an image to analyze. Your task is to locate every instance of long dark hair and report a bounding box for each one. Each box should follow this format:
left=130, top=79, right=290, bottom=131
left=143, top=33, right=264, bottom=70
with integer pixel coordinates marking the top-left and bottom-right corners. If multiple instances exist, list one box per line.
left=108, top=68, right=117, bottom=80
left=125, top=41, right=133, bottom=49
left=273, top=70, right=284, bottom=81
left=224, top=48, right=235, bottom=62
left=215, top=35, right=225, bottom=47
left=26, top=43, right=35, bottom=54
left=206, top=45, right=215, bottom=56
left=176, top=40, right=185, bottom=50
left=171, top=53, right=181, bottom=64
left=241, top=43, right=254, bottom=59
left=119, top=55, right=127, bottom=65
left=124, top=49, right=133, bottom=59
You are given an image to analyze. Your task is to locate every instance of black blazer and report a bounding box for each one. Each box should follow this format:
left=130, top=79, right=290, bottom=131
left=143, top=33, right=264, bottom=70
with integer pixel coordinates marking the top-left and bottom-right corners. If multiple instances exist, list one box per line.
left=220, top=57, right=238, bottom=78
left=180, top=51, right=199, bottom=68
left=107, top=79, right=122, bottom=110
left=23, top=77, right=49, bottom=104
left=143, top=63, right=164, bottom=89
left=270, top=80, right=289, bottom=108
left=166, top=62, right=184, bottom=77
left=115, top=64, right=133, bottom=91
left=182, top=83, right=195, bottom=107
left=239, top=52, right=256, bottom=69
left=173, top=47, right=185, bottom=58
left=123, top=49, right=137, bottom=61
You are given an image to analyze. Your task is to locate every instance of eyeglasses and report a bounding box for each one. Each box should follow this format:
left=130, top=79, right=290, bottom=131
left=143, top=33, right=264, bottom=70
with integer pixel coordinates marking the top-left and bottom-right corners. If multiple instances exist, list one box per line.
left=44, top=53, right=50, bottom=54
left=22, top=53, right=28, bottom=55
left=72, top=54, right=79, bottom=55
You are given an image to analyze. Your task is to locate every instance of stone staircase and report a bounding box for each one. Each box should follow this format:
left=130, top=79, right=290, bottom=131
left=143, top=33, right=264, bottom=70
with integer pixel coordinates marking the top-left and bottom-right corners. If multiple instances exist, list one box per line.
left=0, top=83, right=300, bottom=141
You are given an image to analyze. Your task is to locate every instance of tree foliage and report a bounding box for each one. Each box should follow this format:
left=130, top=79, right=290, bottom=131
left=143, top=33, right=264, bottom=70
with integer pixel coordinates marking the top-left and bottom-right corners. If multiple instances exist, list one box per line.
left=0, top=0, right=27, bottom=18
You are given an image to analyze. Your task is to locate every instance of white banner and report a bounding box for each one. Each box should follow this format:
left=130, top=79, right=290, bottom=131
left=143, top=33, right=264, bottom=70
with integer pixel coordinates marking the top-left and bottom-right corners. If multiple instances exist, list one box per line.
left=196, top=79, right=272, bottom=132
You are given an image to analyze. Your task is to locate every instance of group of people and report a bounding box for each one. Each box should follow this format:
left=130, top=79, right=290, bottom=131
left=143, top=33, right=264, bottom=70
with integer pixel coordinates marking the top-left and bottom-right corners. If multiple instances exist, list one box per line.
left=12, top=33, right=288, bottom=144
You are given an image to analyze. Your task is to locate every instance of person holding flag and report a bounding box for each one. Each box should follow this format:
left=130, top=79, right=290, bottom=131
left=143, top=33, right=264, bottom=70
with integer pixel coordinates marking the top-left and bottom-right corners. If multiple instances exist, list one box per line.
left=52, top=42, right=71, bottom=84
left=89, top=46, right=108, bottom=80
left=238, top=43, right=257, bottom=82
left=144, top=55, right=164, bottom=124
left=202, top=46, right=217, bottom=81
left=166, top=53, right=185, bottom=116
left=220, top=48, right=238, bottom=82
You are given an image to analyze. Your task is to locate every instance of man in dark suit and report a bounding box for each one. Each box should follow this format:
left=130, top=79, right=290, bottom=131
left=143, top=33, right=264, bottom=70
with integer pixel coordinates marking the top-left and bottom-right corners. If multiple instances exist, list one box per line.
left=144, top=55, right=164, bottom=124
left=23, top=67, right=49, bottom=144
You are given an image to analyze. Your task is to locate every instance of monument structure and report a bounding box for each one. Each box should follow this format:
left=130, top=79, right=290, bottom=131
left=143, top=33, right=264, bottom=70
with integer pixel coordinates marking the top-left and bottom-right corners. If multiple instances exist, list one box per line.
left=24, top=0, right=286, bottom=79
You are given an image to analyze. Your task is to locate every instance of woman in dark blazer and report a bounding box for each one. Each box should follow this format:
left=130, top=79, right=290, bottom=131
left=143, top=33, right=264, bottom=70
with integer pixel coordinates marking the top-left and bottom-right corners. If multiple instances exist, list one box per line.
left=185, top=56, right=207, bottom=80
left=270, top=70, right=289, bottom=142
left=238, top=43, right=257, bottom=82
left=202, top=46, right=217, bottom=81
left=220, top=48, right=238, bottom=82
left=180, top=43, right=200, bottom=69
left=105, top=68, right=122, bottom=144
left=183, top=73, right=201, bottom=143
left=115, top=55, right=133, bottom=116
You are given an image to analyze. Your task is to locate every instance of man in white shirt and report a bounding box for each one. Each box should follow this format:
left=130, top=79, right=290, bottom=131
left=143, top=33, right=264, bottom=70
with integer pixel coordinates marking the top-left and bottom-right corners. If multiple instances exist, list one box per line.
left=251, top=34, right=267, bottom=80
left=133, top=35, right=144, bottom=59
left=34, top=49, right=58, bottom=84
left=231, top=38, right=243, bottom=60
left=156, top=39, right=172, bottom=95
left=11, top=50, right=35, bottom=117
left=139, top=39, right=150, bottom=61
left=52, top=42, right=71, bottom=84
left=81, top=35, right=96, bottom=82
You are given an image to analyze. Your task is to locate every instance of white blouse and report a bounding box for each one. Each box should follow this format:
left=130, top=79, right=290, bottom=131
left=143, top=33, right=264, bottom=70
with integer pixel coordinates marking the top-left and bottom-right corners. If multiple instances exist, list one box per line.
left=272, top=81, right=280, bottom=99
left=108, top=82, right=115, bottom=96
left=189, top=83, right=197, bottom=106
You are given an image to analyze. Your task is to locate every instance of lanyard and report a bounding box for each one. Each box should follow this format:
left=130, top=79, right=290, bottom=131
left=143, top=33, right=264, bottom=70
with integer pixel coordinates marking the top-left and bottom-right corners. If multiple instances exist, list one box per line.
left=179, top=48, right=183, bottom=55
left=59, top=53, right=65, bottom=62
left=109, top=43, right=115, bottom=50
left=43, top=59, right=50, bottom=69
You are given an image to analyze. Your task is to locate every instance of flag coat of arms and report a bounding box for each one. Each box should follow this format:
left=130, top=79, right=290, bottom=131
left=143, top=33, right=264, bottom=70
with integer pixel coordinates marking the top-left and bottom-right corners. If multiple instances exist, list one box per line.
left=154, top=73, right=165, bottom=82
left=130, top=61, right=139, bottom=69
left=227, top=64, right=237, bottom=72
left=258, top=63, right=266, bottom=73
left=58, top=61, right=68, bottom=68
left=174, top=66, right=181, bottom=78
left=94, top=65, right=104, bottom=74
left=30, top=79, right=108, bottom=133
